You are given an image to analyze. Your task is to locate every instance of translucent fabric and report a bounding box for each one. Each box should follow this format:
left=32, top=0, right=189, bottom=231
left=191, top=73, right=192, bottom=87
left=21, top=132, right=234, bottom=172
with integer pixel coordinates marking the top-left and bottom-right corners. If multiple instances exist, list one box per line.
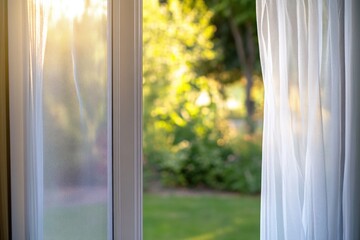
left=26, top=0, right=111, bottom=239
left=256, top=0, right=360, bottom=239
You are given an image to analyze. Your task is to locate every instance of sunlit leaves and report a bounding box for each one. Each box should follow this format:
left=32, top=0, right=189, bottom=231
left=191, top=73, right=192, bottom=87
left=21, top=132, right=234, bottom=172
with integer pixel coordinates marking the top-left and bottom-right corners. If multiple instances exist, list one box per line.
left=143, top=0, right=229, bottom=175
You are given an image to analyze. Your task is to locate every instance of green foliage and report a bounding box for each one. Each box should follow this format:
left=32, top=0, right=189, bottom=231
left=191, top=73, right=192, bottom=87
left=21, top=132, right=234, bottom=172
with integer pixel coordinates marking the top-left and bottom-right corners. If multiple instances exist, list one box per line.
left=158, top=134, right=262, bottom=193
left=208, top=0, right=256, bottom=24
left=143, top=0, right=262, bottom=193
left=221, top=135, right=262, bottom=193
left=202, top=0, right=260, bottom=83
left=143, top=0, right=219, bottom=167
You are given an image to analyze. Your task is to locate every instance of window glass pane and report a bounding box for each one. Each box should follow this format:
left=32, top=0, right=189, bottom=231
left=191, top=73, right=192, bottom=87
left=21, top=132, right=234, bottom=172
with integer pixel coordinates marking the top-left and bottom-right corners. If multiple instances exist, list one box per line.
left=42, top=1, right=110, bottom=239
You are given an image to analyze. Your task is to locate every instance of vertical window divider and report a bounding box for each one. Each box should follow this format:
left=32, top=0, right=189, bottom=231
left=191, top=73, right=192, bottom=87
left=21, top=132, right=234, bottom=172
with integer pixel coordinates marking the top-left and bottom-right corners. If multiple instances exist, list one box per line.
left=112, top=0, right=142, bottom=239
left=8, top=0, right=27, bottom=239
left=107, top=0, right=113, bottom=239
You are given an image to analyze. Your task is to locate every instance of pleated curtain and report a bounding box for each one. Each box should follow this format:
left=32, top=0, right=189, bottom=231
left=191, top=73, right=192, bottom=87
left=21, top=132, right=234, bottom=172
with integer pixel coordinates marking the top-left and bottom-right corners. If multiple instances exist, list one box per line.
left=256, top=0, right=360, bottom=239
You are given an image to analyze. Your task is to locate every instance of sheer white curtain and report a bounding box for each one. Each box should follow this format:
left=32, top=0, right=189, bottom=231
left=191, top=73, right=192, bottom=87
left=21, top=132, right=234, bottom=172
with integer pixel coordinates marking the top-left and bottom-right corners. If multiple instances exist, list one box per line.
left=25, top=0, right=111, bottom=239
left=27, top=1, right=49, bottom=238
left=256, top=0, right=360, bottom=239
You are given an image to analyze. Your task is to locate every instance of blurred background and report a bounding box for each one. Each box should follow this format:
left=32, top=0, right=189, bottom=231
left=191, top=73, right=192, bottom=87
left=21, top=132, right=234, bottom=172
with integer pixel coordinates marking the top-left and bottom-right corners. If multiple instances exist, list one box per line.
left=143, top=0, right=263, bottom=239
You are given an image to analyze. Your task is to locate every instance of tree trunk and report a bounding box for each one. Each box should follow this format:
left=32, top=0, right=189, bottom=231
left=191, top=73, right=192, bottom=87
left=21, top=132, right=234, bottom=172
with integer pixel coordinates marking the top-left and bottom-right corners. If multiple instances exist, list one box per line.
left=229, top=19, right=256, bottom=133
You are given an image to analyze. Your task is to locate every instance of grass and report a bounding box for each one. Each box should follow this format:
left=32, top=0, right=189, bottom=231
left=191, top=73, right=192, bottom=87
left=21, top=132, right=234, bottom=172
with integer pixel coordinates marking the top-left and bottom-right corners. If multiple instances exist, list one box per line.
left=144, top=193, right=260, bottom=240
left=44, top=193, right=260, bottom=240
left=44, top=203, right=108, bottom=240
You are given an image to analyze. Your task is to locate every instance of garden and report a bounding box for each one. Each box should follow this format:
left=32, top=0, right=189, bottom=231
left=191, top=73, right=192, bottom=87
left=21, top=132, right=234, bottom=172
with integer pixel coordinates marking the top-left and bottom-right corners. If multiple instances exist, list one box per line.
left=143, top=0, right=262, bottom=194
left=142, top=0, right=263, bottom=238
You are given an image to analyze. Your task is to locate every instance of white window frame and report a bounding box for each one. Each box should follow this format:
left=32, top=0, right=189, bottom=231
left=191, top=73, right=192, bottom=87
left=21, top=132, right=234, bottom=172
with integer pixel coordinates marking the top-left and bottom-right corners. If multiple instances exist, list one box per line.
left=8, top=0, right=142, bottom=239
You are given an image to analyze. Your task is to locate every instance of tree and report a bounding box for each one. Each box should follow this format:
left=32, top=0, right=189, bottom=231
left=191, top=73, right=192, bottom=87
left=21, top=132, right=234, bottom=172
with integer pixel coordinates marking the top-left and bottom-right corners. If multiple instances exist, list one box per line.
left=205, top=0, right=259, bottom=133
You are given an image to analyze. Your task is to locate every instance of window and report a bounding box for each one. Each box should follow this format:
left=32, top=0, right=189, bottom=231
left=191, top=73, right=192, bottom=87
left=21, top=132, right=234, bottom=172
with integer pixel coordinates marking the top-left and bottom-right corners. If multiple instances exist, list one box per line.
left=7, top=0, right=142, bottom=239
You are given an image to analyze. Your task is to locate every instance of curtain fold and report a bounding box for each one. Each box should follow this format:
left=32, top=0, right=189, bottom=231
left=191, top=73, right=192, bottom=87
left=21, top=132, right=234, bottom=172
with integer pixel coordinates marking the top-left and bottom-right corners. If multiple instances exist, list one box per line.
left=257, top=0, right=360, bottom=239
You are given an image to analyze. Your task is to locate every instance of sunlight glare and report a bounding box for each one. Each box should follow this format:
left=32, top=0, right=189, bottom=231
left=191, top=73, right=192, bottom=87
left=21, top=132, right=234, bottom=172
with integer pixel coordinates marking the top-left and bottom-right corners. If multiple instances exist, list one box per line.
left=42, top=0, right=106, bottom=24
left=59, top=0, right=85, bottom=21
left=42, top=0, right=85, bottom=23
left=226, top=98, right=239, bottom=110
left=196, top=91, right=211, bottom=106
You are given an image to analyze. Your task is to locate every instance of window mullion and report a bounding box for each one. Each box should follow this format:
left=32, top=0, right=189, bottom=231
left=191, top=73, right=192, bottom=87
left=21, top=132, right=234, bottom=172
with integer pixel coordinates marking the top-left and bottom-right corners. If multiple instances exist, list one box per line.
left=8, top=0, right=27, bottom=239
left=112, top=0, right=142, bottom=239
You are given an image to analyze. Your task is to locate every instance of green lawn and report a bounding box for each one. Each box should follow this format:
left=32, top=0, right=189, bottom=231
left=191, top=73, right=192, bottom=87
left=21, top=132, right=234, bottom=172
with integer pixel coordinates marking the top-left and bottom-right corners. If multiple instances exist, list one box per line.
left=44, top=193, right=260, bottom=240
left=144, top=193, right=260, bottom=240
